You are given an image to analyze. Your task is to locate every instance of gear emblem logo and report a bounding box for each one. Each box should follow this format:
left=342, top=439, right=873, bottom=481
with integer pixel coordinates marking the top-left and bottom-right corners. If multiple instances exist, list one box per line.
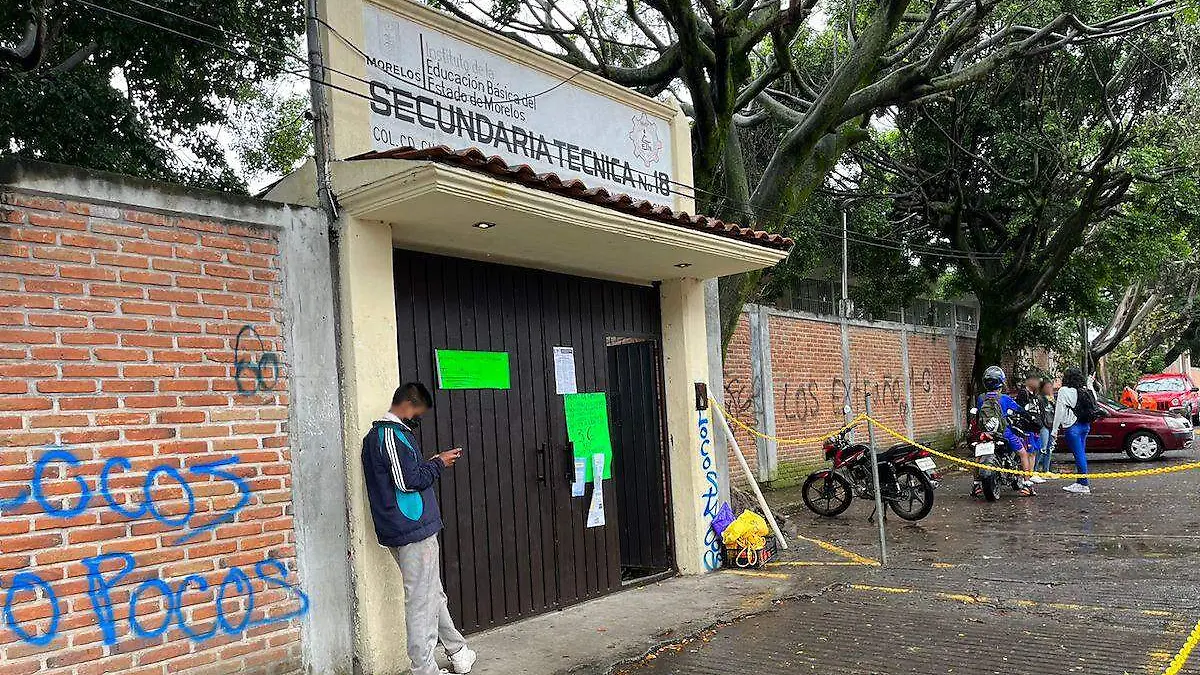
left=629, top=113, right=664, bottom=167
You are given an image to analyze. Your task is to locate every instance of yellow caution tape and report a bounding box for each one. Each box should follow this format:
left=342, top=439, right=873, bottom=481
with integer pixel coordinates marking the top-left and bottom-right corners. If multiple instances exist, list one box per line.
left=1164, top=616, right=1200, bottom=674
left=713, top=399, right=1200, bottom=481
left=711, top=398, right=866, bottom=447
left=864, top=415, right=1200, bottom=481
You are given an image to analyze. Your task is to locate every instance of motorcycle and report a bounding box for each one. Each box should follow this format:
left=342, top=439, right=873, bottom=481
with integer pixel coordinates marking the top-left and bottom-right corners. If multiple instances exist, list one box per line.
left=969, top=408, right=1023, bottom=502
left=802, top=428, right=939, bottom=521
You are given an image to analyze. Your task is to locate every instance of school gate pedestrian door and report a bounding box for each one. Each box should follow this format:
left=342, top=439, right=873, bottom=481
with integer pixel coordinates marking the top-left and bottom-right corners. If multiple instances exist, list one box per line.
left=393, top=249, right=674, bottom=632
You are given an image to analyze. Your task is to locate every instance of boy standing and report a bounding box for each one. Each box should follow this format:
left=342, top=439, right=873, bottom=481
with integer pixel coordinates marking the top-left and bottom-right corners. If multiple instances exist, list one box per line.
left=361, top=382, right=477, bottom=675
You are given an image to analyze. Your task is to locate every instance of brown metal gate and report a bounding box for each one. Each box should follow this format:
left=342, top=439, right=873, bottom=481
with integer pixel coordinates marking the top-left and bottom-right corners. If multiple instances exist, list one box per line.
left=392, top=249, right=669, bottom=633
left=608, top=340, right=673, bottom=578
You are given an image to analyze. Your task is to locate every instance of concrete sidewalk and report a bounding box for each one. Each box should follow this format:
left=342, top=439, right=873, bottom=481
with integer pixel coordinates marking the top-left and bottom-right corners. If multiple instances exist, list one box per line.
left=465, top=568, right=839, bottom=674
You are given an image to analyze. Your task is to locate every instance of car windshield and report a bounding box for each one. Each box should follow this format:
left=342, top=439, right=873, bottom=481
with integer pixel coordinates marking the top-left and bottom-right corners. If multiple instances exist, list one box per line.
left=1135, top=378, right=1187, bottom=393
left=1100, top=397, right=1128, bottom=411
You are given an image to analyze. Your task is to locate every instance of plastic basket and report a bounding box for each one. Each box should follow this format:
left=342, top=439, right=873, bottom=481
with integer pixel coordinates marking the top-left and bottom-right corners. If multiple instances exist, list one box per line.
left=722, top=534, right=778, bottom=569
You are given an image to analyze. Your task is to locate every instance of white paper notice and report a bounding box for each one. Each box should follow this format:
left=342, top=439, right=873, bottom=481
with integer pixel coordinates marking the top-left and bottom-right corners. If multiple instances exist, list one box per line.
left=571, top=458, right=586, bottom=497
left=553, top=346, right=578, bottom=394
left=586, top=453, right=606, bottom=528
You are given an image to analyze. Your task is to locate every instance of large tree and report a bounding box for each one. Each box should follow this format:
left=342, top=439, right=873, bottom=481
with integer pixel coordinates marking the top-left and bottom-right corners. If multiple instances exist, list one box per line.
left=429, top=0, right=1179, bottom=344
left=1, top=0, right=304, bottom=191
left=843, top=23, right=1198, bottom=384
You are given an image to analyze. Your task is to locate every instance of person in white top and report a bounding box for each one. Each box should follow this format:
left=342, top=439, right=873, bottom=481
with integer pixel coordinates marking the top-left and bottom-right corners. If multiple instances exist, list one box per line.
left=1050, top=368, right=1093, bottom=494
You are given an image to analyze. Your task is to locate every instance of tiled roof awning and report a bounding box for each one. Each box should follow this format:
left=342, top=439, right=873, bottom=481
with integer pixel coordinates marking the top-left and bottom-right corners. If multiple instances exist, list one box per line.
left=349, top=146, right=793, bottom=252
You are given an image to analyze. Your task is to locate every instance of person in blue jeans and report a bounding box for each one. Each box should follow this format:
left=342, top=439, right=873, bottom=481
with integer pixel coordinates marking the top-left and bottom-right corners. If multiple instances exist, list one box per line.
left=1035, top=379, right=1056, bottom=472
left=1051, top=368, right=1092, bottom=494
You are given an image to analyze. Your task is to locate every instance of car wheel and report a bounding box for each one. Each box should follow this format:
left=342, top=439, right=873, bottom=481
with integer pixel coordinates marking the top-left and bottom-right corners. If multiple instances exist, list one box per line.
left=1125, top=431, right=1164, bottom=462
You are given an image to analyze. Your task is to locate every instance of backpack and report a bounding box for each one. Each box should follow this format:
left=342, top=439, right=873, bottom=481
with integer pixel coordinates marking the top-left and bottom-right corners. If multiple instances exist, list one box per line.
left=1071, top=388, right=1107, bottom=424
left=976, top=394, right=1008, bottom=436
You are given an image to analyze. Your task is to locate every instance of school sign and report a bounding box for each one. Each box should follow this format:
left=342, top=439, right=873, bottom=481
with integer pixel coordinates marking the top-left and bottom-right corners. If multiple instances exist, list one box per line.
left=361, top=3, right=675, bottom=205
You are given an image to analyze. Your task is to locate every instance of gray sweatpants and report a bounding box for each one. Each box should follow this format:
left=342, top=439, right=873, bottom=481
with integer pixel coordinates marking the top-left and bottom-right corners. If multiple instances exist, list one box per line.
left=390, top=535, right=467, bottom=675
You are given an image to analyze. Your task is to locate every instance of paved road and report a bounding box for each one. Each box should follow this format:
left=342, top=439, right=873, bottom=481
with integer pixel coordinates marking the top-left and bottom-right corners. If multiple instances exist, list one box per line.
left=618, top=445, right=1200, bottom=675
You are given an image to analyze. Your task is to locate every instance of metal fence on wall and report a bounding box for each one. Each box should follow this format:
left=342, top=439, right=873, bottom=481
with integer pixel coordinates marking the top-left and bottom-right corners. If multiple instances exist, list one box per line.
left=777, top=278, right=979, bottom=330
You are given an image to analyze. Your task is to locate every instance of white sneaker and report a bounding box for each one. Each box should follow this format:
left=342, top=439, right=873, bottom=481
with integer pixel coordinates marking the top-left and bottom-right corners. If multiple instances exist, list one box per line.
left=1029, top=475, right=1046, bottom=484
left=1063, top=483, right=1091, bottom=494
left=449, top=647, right=477, bottom=674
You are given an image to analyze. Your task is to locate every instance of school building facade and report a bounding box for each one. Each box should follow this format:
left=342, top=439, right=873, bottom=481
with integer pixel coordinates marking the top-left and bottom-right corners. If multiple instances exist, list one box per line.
left=0, top=0, right=793, bottom=672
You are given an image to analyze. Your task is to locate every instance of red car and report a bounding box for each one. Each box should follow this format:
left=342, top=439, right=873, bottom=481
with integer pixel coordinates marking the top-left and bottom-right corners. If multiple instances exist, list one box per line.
left=1130, top=373, right=1200, bottom=423
left=1081, top=398, right=1196, bottom=461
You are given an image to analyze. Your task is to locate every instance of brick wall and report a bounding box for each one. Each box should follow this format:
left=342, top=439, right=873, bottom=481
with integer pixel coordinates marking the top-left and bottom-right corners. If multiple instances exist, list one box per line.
left=720, top=314, right=758, bottom=470
left=723, top=307, right=976, bottom=479
left=0, top=190, right=305, bottom=674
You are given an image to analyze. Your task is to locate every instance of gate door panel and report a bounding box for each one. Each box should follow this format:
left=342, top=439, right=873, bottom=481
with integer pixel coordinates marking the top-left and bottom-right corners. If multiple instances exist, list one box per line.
left=393, top=249, right=666, bottom=632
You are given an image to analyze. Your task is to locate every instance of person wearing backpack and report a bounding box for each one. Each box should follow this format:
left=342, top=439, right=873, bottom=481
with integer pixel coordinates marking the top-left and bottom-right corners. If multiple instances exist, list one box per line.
left=971, top=366, right=1038, bottom=497
left=1013, top=373, right=1048, bottom=483
left=1051, top=367, right=1106, bottom=494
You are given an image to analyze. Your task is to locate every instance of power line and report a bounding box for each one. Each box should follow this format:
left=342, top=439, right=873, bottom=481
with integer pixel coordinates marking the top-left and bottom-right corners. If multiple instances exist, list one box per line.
left=310, top=15, right=589, bottom=107
left=72, top=0, right=1007, bottom=263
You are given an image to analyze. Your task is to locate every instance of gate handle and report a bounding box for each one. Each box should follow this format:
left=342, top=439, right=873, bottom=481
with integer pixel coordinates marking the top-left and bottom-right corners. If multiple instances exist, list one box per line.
left=565, top=441, right=575, bottom=483
left=536, top=442, right=547, bottom=483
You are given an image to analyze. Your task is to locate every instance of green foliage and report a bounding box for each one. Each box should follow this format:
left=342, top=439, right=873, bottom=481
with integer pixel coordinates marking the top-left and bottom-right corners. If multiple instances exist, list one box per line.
left=1, top=0, right=304, bottom=191
left=229, top=86, right=312, bottom=180
left=1010, top=306, right=1078, bottom=357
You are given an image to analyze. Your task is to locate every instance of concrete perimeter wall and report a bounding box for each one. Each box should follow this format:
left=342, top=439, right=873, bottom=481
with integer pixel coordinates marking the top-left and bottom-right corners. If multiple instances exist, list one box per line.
left=723, top=304, right=976, bottom=484
left=0, top=161, right=350, bottom=675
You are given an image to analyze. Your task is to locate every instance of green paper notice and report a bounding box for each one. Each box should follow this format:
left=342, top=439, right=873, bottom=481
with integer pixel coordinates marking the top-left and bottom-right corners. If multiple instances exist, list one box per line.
left=563, top=392, right=612, bottom=480
left=435, top=349, right=511, bottom=389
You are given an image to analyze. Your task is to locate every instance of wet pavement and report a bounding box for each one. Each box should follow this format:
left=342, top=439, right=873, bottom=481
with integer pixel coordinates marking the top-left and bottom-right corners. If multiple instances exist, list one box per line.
left=616, top=444, right=1200, bottom=675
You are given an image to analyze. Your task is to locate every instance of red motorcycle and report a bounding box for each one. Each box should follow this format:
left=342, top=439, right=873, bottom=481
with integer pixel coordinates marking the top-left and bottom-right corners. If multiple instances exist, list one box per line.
left=802, top=428, right=939, bottom=521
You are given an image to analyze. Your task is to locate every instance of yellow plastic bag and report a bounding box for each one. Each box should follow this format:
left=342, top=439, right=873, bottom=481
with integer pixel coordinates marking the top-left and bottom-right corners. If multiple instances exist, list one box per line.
left=721, top=510, right=769, bottom=551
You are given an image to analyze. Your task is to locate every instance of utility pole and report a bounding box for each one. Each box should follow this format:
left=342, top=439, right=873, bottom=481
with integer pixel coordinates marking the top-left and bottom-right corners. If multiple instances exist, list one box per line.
left=305, top=0, right=337, bottom=218
left=839, top=206, right=853, bottom=428
left=1079, top=317, right=1090, bottom=379
left=841, top=208, right=849, bottom=314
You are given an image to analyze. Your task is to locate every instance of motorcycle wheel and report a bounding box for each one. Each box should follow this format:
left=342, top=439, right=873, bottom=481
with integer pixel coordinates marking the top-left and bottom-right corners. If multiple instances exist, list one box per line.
left=889, top=466, right=935, bottom=521
left=981, top=474, right=1000, bottom=502
left=802, top=471, right=853, bottom=517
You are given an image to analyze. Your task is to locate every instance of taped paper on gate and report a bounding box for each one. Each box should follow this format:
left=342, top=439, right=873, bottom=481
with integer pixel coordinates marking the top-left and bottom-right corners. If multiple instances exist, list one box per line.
left=586, top=453, right=605, bottom=527
left=572, top=458, right=586, bottom=497
left=563, top=392, right=613, bottom=480
left=553, top=346, right=578, bottom=394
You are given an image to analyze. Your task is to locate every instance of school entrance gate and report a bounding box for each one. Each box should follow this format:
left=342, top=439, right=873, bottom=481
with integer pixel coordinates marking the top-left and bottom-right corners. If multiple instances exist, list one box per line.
left=394, top=249, right=674, bottom=632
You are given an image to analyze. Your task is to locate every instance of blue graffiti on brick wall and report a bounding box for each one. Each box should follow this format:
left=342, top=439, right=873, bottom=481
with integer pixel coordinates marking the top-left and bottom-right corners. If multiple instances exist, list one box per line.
left=0, top=445, right=308, bottom=647
left=233, top=325, right=280, bottom=394
left=697, top=410, right=722, bottom=571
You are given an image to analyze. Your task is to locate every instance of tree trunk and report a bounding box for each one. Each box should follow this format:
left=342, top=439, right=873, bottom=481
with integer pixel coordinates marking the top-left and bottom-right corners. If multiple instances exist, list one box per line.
left=971, top=303, right=1021, bottom=397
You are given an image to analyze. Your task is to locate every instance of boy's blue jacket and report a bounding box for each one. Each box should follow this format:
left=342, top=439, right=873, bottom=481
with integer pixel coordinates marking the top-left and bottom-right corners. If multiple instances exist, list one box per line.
left=977, top=392, right=1035, bottom=448
left=361, top=414, right=444, bottom=547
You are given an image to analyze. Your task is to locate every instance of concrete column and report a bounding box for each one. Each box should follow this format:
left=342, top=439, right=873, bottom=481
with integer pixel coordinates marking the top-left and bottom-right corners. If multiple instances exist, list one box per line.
left=280, top=209, right=353, bottom=674
left=703, top=278, right=730, bottom=507
left=839, top=305, right=853, bottom=424
left=337, top=216, right=407, bottom=673
left=669, top=101, right=695, bottom=215
left=948, top=314, right=963, bottom=433
left=660, top=277, right=716, bottom=575
left=748, top=304, right=777, bottom=482
left=899, top=309, right=915, bottom=438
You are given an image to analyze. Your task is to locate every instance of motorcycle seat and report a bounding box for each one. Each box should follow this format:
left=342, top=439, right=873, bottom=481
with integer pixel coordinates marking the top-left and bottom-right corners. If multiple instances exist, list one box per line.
left=877, top=443, right=915, bottom=461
